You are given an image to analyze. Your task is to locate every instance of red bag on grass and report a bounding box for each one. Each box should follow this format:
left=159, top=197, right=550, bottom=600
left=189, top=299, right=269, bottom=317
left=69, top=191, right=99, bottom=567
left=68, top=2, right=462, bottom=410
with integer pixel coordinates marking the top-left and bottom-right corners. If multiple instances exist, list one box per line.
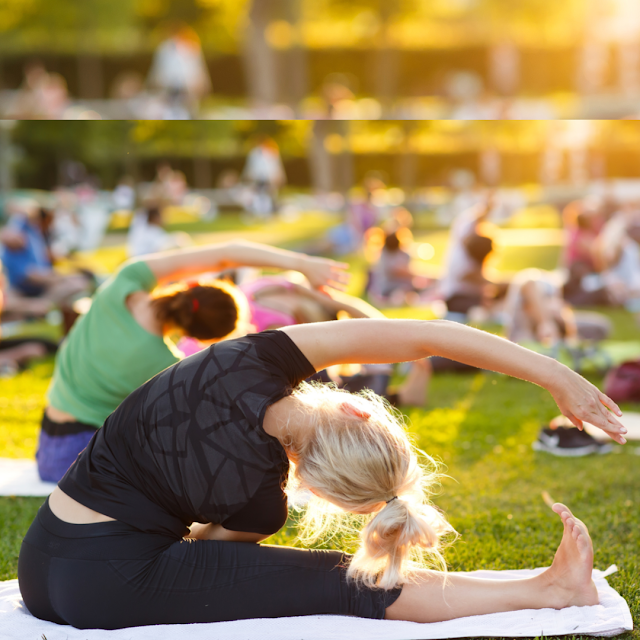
left=604, top=360, right=640, bottom=403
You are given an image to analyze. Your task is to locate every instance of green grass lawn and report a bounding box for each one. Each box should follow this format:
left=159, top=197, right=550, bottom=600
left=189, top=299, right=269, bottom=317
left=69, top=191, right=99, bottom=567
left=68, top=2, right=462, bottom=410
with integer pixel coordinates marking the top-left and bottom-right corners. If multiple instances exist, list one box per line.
left=1, top=219, right=638, bottom=637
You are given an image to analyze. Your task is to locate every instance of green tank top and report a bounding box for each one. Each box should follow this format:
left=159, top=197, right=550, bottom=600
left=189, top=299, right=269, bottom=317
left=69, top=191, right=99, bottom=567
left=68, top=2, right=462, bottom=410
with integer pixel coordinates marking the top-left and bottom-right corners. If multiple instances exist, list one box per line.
left=47, top=260, right=180, bottom=427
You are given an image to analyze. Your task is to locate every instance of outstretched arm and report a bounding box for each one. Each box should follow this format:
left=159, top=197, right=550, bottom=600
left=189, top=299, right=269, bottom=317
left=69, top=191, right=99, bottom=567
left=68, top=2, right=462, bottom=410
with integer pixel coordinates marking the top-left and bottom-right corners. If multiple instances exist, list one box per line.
left=280, top=319, right=626, bottom=443
left=141, top=240, right=350, bottom=290
left=289, top=284, right=386, bottom=319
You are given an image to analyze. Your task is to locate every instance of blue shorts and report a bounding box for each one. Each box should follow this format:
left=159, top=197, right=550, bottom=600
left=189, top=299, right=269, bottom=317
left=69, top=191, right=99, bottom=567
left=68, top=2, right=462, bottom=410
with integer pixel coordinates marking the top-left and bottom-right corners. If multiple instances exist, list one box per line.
left=36, top=414, right=97, bottom=483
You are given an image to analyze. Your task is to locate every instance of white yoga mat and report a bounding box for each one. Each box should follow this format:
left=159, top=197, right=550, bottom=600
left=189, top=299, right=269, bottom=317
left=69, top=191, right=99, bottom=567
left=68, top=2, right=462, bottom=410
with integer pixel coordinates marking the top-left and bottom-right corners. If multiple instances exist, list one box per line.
left=0, top=458, right=56, bottom=497
left=0, top=567, right=631, bottom=639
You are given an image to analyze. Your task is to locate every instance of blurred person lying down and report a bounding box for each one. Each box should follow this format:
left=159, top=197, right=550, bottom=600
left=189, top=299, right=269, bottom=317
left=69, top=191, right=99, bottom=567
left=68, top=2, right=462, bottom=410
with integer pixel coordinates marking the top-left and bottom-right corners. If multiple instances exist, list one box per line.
left=180, top=273, right=432, bottom=408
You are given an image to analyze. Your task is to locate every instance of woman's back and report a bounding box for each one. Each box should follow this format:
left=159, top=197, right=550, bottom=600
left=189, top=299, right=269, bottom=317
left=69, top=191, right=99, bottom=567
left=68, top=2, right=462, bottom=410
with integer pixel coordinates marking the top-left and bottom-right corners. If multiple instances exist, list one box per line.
left=57, top=331, right=315, bottom=537
left=47, top=261, right=179, bottom=427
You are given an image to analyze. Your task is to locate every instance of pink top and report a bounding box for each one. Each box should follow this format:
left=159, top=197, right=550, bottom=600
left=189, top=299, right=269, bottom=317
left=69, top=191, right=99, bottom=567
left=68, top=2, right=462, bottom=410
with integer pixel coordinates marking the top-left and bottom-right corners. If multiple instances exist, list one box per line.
left=564, top=227, right=597, bottom=269
left=239, top=277, right=297, bottom=332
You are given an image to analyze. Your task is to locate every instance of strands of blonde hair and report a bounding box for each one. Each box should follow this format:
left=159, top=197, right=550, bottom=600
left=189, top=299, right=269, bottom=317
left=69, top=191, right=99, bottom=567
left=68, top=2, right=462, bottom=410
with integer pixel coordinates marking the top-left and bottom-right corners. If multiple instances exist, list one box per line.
left=284, top=382, right=457, bottom=590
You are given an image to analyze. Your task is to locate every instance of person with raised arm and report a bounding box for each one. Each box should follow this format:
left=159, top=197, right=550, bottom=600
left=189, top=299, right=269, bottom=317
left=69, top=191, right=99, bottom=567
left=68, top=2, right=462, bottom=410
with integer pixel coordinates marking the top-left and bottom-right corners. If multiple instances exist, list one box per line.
left=19, top=317, right=624, bottom=629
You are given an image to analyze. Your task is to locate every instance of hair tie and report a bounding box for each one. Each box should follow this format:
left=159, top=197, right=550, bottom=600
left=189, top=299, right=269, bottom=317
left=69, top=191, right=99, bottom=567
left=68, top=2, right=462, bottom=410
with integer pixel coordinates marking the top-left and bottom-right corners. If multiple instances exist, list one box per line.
left=192, top=298, right=199, bottom=313
left=386, top=496, right=398, bottom=504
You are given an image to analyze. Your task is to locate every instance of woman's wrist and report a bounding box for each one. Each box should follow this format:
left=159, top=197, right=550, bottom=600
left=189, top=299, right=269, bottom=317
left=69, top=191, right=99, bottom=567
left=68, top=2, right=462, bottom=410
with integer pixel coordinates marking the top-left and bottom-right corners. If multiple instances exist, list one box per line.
left=296, top=253, right=310, bottom=278
left=533, top=355, right=567, bottom=393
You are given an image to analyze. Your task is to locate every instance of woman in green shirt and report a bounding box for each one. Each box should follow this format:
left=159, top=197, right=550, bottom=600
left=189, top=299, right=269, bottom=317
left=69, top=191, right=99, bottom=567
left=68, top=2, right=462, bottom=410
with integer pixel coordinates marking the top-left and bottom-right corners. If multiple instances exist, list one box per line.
left=39, top=240, right=348, bottom=482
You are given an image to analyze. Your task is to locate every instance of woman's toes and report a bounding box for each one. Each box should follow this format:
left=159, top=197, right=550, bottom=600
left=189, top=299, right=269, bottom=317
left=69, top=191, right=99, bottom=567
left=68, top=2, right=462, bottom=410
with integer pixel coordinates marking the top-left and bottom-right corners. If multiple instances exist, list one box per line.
left=552, top=502, right=570, bottom=517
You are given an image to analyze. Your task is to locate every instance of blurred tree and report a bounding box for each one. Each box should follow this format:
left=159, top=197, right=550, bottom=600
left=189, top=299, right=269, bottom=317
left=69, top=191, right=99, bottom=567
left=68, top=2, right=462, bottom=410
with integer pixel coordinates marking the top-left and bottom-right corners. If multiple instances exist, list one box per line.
left=0, top=0, right=140, bottom=54
left=474, top=0, right=585, bottom=43
left=0, top=0, right=140, bottom=98
left=238, top=0, right=308, bottom=112
left=309, top=121, right=353, bottom=199
left=12, top=121, right=134, bottom=188
left=0, top=122, right=17, bottom=199
left=0, top=0, right=38, bottom=33
left=242, top=0, right=280, bottom=109
left=10, top=121, right=314, bottom=189
left=323, top=0, right=417, bottom=105
left=283, top=0, right=309, bottom=113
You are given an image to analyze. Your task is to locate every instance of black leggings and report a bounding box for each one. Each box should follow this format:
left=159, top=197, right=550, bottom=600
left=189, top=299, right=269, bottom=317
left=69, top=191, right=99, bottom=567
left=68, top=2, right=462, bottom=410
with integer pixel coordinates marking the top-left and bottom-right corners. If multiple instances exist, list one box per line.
left=18, top=499, right=402, bottom=630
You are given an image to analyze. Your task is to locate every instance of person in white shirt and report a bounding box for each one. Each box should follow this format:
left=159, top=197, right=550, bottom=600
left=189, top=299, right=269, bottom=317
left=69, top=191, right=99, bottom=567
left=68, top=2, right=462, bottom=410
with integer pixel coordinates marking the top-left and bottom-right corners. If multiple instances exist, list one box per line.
left=127, top=206, right=190, bottom=258
left=440, top=199, right=495, bottom=315
left=147, top=24, right=212, bottom=117
left=243, top=137, right=286, bottom=217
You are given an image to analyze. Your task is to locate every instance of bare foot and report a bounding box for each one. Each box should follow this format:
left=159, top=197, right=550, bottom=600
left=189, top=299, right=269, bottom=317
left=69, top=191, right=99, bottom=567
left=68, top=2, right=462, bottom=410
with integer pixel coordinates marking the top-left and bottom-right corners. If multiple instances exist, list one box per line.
left=542, top=503, right=599, bottom=608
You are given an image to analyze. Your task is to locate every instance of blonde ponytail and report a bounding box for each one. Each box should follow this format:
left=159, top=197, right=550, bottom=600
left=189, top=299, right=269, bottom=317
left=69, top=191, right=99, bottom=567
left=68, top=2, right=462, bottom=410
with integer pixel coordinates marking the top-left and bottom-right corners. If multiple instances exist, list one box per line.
left=349, top=497, right=451, bottom=589
left=286, top=382, right=457, bottom=590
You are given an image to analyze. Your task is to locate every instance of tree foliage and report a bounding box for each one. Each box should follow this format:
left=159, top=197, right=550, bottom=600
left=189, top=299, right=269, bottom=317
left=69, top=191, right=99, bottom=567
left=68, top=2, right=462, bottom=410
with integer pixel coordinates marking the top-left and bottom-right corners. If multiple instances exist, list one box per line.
left=0, top=0, right=250, bottom=54
left=0, top=0, right=595, bottom=55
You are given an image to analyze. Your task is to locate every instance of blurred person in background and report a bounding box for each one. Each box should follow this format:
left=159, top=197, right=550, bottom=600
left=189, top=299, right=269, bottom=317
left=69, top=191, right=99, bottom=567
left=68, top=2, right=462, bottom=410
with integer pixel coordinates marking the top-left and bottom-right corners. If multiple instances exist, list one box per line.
left=215, top=169, right=246, bottom=210
left=127, top=204, right=191, bottom=258
left=243, top=136, right=286, bottom=218
left=8, top=61, right=69, bottom=119
left=7, top=60, right=49, bottom=119
left=597, top=205, right=640, bottom=316
left=150, top=163, right=187, bottom=207
left=320, top=73, right=356, bottom=119
left=348, top=177, right=383, bottom=249
left=39, top=73, right=70, bottom=119
left=112, top=176, right=137, bottom=212
left=503, top=268, right=612, bottom=457
left=153, top=162, right=174, bottom=203
left=166, top=170, right=188, bottom=206
left=504, top=269, right=612, bottom=346
left=109, top=71, right=146, bottom=118
left=147, top=23, right=212, bottom=119
left=50, top=188, right=81, bottom=261
left=73, top=178, right=111, bottom=252
left=0, top=199, right=91, bottom=309
left=561, top=198, right=610, bottom=307
left=0, top=258, right=58, bottom=377
left=369, top=227, right=431, bottom=306
left=439, top=197, right=498, bottom=318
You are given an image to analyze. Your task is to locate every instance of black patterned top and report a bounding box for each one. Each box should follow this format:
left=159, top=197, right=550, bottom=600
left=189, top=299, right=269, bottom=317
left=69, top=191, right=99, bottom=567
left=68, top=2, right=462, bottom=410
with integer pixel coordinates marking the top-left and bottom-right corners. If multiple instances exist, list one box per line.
left=58, top=331, right=316, bottom=538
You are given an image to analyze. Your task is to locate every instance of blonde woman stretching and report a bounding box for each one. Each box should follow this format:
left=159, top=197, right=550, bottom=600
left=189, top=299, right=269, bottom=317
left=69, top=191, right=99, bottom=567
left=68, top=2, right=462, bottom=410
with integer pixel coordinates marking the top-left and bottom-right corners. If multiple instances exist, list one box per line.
left=19, top=319, right=625, bottom=629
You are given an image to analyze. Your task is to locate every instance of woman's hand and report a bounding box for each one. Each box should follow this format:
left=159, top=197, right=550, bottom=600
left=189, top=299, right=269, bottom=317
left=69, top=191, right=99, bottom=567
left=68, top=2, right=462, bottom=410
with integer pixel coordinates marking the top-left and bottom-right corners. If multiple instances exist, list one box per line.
left=300, top=255, right=350, bottom=291
left=281, top=318, right=628, bottom=446
left=186, top=522, right=267, bottom=543
left=547, top=365, right=626, bottom=444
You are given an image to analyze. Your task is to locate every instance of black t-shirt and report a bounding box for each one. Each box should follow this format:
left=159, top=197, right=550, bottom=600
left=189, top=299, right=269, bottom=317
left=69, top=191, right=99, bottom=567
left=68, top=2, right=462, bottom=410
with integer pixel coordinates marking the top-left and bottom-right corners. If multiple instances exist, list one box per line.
left=58, top=331, right=316, bottom=538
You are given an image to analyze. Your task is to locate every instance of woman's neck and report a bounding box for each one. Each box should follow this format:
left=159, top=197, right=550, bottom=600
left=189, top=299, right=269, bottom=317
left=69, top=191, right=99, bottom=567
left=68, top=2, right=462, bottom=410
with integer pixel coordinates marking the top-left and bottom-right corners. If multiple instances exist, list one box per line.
left=263, top=395, right=310, bottom=460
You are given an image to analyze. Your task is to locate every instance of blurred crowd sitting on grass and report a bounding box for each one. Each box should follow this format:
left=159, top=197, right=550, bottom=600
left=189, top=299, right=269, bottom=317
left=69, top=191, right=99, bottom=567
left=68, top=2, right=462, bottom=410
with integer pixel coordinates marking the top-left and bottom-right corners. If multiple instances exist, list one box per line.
left=4, top=24, right=212, bottom=121
left=3, top=170, right=640, bottom=477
